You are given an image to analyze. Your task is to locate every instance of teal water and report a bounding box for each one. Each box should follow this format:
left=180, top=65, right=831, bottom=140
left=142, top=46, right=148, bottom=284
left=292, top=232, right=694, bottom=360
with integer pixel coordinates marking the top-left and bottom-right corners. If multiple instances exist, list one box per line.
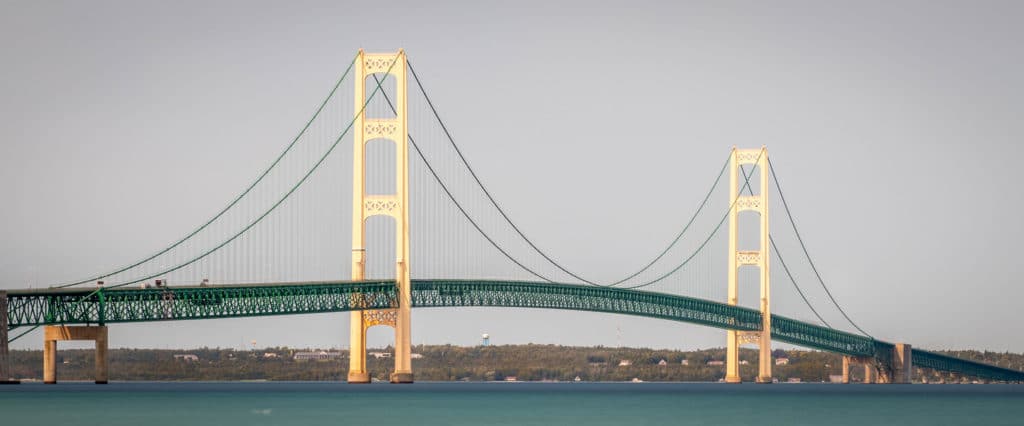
left=2, top=382, right=1022, bottom=425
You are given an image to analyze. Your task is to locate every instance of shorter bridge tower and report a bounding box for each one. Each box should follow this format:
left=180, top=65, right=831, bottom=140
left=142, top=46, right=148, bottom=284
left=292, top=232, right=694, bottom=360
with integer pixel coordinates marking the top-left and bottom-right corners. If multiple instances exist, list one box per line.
left=348, top=49, right=413, bottom=384
left=725, top=146, right=773, bottom=384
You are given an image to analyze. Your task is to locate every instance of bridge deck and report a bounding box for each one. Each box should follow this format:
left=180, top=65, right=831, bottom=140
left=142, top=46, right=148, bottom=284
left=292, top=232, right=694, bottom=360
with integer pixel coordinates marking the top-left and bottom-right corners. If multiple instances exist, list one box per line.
left=5, top=280, right=1023, bottom=382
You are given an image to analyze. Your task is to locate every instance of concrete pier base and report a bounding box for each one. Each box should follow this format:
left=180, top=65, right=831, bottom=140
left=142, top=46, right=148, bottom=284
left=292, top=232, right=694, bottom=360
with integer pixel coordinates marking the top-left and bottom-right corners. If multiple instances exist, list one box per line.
left=842, top=356, right=882, bottom=384
left=43, top=340, right=56, bottom=384
left=892, top=343, right=913, bottom=384
left=43, top=325, right=108, bottom=384
left=347, top=371, right=370, bottom=384
left=390, top=372, right=414, bottom=384
left=863, top=364, right=877, bottom=384
left=0, top=291, right=18, bottom=384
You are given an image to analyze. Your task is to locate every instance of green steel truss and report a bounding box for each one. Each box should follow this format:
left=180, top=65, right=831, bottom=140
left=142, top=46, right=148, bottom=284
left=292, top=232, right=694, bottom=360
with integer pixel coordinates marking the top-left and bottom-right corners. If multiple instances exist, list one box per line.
left=5, top=279, right=1022, bottom=382
left=5, top=281, right=399, bottom=326
left=411, top=280, right=763, bottom=332
left=771, top=315, right=878, bottom=357
left=912, top=349, right=1024, bottom=382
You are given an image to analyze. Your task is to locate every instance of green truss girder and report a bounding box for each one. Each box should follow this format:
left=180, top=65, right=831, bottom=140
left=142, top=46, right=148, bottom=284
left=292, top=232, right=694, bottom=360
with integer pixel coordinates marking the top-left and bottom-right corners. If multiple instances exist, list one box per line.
left=411, top=280, right=763, bottom=332
left=770, top=315, right=878, bottom=356
left=913, top=349, right=1024, bottom=382
left=5, top=279, right=1022, bottom=381
left=5, top=281, right=399, bottom=326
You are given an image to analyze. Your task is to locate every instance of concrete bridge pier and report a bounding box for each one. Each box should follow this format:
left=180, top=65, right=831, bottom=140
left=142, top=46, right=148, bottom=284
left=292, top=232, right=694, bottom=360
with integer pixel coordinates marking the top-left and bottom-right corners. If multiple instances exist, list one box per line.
left=43, top=325, right=108, bottom=384
left=891, top=343, right=913, bottom=384
left=864, top=363, right=879, bottom=383
left=842, top=343, right=912, bottom=384
left=842, top=356, right=878, bottom=384
left=1, top=291, right=19, bottom=384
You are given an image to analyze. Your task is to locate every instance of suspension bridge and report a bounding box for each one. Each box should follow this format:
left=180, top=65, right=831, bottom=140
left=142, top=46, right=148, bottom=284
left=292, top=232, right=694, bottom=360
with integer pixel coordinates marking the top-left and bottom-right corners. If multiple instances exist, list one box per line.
left=1, top=50, right=1021, bottom=385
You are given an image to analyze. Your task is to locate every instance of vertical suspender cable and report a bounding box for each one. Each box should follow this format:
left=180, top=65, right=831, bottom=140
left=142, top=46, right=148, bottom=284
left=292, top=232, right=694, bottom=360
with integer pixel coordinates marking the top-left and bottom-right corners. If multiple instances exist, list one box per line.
left=87, top=53, right=400, bottom=289
left=371, top=74, right=556, bottom=282
left=735, top=164, right=831, bottom=328
left=54, top=55, right=359, bottom=288
left=408, top=60, right=730, bottom=287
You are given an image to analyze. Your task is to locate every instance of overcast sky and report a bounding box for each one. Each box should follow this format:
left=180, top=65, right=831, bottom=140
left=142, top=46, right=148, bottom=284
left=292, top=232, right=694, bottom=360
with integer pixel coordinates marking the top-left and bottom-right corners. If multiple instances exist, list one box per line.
left=2, top=1, right=1023, bottom=352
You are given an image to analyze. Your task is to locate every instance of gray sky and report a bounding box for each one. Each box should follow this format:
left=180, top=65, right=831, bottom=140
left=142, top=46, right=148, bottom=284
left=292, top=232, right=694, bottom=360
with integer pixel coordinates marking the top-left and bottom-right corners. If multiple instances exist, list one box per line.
left=2, top=1, right=1023, bottom=352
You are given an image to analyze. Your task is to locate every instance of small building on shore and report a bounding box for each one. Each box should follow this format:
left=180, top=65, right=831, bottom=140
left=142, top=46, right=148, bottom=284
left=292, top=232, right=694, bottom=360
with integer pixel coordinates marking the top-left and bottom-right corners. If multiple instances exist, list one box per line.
left=294, top=351, right=342, bottom=361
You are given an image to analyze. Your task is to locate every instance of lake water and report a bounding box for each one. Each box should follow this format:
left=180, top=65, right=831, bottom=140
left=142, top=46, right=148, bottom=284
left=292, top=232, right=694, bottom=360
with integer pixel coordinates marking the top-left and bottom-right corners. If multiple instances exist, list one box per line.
left=1, top=382, right=1022, bottom=425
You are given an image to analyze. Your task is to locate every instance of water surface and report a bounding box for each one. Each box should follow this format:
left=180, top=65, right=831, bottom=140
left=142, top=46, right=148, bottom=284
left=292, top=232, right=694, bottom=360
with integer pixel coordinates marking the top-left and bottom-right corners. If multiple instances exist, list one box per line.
left=2, top=382, right=1022, bottom=425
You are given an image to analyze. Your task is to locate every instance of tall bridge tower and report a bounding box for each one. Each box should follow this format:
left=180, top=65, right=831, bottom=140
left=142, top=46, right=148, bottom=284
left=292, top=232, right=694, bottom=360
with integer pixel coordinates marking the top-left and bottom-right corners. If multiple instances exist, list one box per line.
left=348, top=50, right=413, bottom=383
left=725, top=146, right=773, bottom=384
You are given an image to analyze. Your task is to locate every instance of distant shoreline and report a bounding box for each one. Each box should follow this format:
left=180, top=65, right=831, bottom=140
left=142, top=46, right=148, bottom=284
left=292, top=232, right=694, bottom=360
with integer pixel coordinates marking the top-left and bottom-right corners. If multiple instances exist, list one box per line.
left=6, top=345, right=1021, bottom=384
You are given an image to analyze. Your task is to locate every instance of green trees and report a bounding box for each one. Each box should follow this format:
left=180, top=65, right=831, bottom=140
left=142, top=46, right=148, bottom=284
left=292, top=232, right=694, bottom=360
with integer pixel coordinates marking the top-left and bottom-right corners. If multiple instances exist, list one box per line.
left=7, top=345, right=1020, bottom=382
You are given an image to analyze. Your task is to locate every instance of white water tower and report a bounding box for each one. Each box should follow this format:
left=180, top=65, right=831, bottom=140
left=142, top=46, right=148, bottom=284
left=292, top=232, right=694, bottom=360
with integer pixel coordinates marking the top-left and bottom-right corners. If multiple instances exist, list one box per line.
left=482, top=333, right=490, bottom=346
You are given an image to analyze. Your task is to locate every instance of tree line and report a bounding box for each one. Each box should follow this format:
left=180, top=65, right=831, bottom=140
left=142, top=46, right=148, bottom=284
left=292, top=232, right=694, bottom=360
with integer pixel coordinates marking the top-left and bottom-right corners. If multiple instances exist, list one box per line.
left=7, top=345, right=1022, bottom=383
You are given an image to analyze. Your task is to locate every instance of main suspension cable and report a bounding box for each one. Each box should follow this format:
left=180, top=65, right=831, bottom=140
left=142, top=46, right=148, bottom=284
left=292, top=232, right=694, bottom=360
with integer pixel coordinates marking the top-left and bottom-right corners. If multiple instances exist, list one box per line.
left=736, top=165, right=831, bottom=327
left=619, top=149, right=765, bottom=290
left=767, top=156, right=871, bottom=337
left=53, top=53, right=360, bottom=288
left=371, top=74, right=556, bottom=282
left=408, top=59, right=730, bottom=287
left=94, top=53, right=401, bottom=289
left=769, top=235, right=830, bottom=327
left=608, top=156, right=728, bottom=286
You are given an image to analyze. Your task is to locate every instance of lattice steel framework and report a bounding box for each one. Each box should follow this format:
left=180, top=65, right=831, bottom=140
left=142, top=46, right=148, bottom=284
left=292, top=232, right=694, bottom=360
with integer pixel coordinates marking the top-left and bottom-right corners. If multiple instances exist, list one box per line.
left=412, top=280, right=763, bottom=331
left=5, top=280, right=1022, bottom=382
left=5, top=281, right=398, bottom=326
left=913, top=349, right=1024, bottom=382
